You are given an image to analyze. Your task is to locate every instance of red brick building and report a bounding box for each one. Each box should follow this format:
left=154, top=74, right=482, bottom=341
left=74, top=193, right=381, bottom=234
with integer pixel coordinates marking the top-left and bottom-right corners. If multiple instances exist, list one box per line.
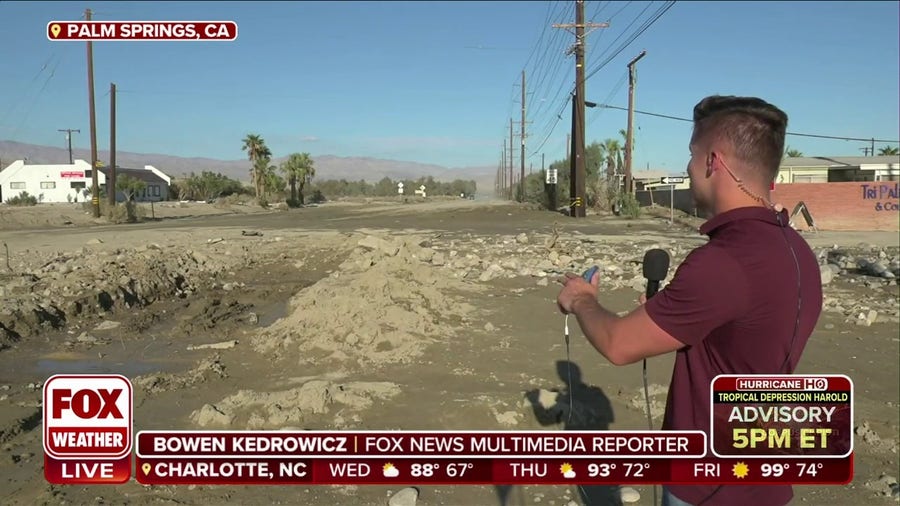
left=773, top=156, right=899, bottom=231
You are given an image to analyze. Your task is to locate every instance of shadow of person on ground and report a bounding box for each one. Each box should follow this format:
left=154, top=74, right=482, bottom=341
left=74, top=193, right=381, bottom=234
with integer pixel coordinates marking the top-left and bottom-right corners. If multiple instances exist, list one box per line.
left=494, top=360, right=621, bottom=506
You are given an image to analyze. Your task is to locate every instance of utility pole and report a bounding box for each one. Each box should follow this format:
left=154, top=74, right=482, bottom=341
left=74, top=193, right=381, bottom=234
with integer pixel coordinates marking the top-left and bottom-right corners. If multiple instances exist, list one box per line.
left=85, top=8, right=100, bottom=217
left=519, top=70, right=526, bottom=202
left=625, top=50, right=647, bottom=195
left=108, top=82, right=117, bottom=206
left=555, top=0, right=608, bottom=218
left=57, top=129, right=80, bottom=164
left=501, top=146, right=506, bottom=197
left=509, top=118, right=514, bottom=200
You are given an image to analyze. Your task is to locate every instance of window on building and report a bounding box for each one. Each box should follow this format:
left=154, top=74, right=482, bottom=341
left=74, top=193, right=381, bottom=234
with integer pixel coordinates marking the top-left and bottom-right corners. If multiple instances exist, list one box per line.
left=85, top=170, right=92, bottom=179
left=70, top=182, right=86, bottom=190
left=40, top=181, right=56, bottom=189
left=151, top=185, right=160, bottom=196
left=792, top=174, right=827, bottom=183
left=10, top=182, right=26, bottom=189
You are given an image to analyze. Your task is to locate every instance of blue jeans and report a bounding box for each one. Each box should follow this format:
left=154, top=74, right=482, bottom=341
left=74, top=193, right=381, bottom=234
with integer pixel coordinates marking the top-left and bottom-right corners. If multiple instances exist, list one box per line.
left=662, top=486, right=694, bottom=506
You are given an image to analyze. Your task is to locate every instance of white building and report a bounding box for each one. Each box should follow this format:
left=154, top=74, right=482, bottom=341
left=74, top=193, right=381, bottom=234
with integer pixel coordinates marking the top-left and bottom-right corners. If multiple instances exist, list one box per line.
left=0, top=159, right=171, bottom=203
left=779, top=155, right=900, bottom=183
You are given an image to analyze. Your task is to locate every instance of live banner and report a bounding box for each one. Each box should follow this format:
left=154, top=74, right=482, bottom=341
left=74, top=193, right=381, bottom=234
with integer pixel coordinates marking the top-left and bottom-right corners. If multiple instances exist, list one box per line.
left=135, top=430, right=853, bottom=485
left=42, top=373, right=853, bottom=486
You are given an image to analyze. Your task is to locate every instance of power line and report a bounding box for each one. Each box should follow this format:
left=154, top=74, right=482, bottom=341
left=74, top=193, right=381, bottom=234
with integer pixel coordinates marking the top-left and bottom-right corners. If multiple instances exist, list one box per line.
left=596, top=104, right=900, bottom=144
left=587, top=71, right=629, bottom=128
left=529, top=93, right=572, bottom=157
left=529, top=1, right=675, bottom=160
left=520, top=1, right=555, bottom=72
left=530, top=24, right=598, bottom=156
left=10, top=57, right=62, bottom=140
left=584, top=1, right=675, bottom=83
left=524, top=4, right=571, bottom=130
left=585, top=1, right=651, bottom=72
left=1, top=53, right=59, bottom=129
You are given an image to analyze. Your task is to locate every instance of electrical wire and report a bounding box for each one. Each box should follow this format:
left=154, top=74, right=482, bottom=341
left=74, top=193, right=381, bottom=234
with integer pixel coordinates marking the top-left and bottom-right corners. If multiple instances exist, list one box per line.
left=0, top=54, right=58, bottom=128
left=9, top=56, right=62, bottom=140
left=583, top=1, right=676, bottom=84
left=595, top=104, right=900, bottom=144
left=525, top=1, right=677, bottom=162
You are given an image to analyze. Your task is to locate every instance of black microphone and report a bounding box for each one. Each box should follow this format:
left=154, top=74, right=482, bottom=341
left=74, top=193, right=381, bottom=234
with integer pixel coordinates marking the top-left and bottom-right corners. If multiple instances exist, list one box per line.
left=642, top=249, right=671, bottom=299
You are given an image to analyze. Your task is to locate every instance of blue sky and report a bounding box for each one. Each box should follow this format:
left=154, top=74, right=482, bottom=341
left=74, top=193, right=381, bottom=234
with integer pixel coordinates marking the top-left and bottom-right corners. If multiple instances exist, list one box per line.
left=1, top=1, right=898, bottom=173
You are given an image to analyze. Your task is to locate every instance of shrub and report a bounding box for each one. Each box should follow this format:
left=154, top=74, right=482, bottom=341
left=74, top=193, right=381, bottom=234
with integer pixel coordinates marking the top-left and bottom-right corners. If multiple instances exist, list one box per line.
left=619, top=192, right=641, bottom=219
left=6, top=191, right=38, bottom=206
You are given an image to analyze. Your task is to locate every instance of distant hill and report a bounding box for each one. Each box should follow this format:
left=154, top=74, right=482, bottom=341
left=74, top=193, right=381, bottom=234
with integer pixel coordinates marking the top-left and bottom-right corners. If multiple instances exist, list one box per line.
left=0, top=140, right=497, bottom=195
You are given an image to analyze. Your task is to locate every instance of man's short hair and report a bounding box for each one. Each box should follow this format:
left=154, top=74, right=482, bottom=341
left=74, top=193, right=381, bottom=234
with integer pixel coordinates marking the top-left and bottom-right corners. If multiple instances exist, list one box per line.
left=692, top=95, right=788, bottom=182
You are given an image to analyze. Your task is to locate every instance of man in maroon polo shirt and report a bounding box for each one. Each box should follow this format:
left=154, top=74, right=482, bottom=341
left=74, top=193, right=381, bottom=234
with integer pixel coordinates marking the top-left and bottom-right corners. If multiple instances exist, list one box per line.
left=557, top=95, right=823, bottom=506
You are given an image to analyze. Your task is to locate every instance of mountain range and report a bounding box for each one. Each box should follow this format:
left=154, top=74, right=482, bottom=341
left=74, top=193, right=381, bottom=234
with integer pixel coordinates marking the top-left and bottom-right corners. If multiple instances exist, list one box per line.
left=0, top=140, right=499, bottom=195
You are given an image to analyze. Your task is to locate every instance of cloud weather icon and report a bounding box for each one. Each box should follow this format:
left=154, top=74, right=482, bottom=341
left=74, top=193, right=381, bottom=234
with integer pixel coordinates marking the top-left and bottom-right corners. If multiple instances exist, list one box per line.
left=383, top=463, right=400, bottom=478
left=560, top=463, right=576, bottom=479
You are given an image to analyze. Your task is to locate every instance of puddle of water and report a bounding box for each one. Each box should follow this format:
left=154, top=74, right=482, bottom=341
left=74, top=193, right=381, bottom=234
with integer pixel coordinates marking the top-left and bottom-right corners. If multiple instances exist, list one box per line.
left=257, top=298, right=291, bottom=327
left=35, top=358, right=166, bottom=376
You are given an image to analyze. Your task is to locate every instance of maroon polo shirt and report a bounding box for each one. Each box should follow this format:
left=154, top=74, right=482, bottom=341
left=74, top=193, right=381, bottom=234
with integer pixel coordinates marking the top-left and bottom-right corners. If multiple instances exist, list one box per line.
left=645, top=206, right=823, bottom=506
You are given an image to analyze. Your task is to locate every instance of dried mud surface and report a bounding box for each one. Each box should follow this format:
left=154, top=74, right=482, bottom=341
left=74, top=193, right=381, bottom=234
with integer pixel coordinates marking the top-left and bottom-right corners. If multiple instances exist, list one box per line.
left=0, top=199, right=897, bottom=505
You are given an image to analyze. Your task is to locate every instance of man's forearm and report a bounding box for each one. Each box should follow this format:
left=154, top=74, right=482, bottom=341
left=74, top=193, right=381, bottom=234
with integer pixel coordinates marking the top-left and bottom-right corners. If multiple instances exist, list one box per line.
left=571, top=295, right=623, bottom=364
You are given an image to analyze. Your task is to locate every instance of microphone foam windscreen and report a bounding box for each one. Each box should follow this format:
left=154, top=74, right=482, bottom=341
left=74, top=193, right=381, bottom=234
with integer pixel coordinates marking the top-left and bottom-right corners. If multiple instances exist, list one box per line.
left=642, top=248, right=671, bottom=281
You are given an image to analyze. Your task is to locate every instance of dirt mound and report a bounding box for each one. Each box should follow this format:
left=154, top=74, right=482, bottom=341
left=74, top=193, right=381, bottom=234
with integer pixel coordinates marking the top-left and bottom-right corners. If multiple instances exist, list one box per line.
left=252, top=233, right=483, bottom=367
left=0, top=244, right=238, bottom=348
left=190, top=380, right=402, bottom=429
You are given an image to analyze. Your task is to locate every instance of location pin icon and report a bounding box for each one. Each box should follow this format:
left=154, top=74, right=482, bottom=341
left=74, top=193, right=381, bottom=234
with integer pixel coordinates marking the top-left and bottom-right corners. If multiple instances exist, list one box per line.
left=141, top=463, right=151, bottom=475
left=50, top=24, right=61, bottom=38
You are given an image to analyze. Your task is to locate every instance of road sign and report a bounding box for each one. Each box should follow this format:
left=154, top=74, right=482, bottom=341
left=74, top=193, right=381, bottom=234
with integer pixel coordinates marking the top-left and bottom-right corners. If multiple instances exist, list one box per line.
left=546, top=168, right=558, bottom=184
left=397, top=182, right=404, bottom=188
left=661, top=176, right=684, bottom=185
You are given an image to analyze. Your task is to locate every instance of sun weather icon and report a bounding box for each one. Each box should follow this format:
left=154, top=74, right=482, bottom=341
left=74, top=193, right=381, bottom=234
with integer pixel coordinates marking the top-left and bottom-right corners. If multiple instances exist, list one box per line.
left=383, top=462, right=400, bottom=478
left=732, top=462, right=749, bottom=479
left=560, top=463, right=576, bottom=479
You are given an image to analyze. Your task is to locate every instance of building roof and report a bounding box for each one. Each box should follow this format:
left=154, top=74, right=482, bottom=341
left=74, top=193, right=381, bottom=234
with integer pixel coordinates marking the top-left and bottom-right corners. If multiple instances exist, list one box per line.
left=781, top=155, right=900, bottom=168
left=632, top=169, right=669, bottom=180
left=98, top=166, right=170, bottom=185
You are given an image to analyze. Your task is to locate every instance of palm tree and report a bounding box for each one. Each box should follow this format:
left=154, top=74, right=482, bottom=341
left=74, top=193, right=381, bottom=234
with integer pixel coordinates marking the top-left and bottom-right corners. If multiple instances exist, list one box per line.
left=283, top=152, right=316, bottom=205
left=603, top=138, right=623, bottom=179
left=242, top=134, right=269, bottom=198
left=253, top=156, right=276, bottom=200
left=785, top=147, right=803, bottom=158
left=280, top=152, right=315, bottom=204
left=878, top=146, right=899, bottom=156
